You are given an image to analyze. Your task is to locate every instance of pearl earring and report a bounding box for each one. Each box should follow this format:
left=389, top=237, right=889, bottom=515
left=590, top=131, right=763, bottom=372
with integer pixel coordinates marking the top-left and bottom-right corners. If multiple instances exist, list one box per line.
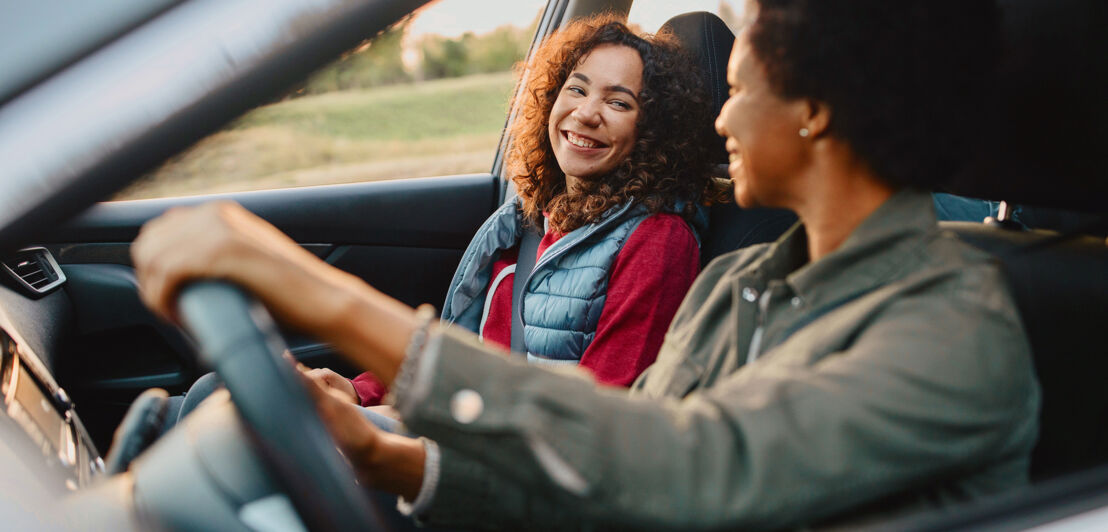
left=799, top=128, right=810, bottom=138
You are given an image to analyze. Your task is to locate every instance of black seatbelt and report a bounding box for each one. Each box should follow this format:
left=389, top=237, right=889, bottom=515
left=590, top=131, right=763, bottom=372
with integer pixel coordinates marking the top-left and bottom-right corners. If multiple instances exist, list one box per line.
left=511, top=226, right=542, bottom=354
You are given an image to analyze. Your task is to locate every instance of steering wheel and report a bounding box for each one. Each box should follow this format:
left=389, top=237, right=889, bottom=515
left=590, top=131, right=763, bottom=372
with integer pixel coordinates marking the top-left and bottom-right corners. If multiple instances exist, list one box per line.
left=177, top=281, right=385, bottom=531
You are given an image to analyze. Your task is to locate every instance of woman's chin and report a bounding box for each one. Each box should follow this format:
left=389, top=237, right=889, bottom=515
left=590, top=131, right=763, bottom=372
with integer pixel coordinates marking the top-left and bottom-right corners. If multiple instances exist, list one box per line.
left=731, top=174, right=784, bottom=210
left=731, top=181, right=758, bottom=209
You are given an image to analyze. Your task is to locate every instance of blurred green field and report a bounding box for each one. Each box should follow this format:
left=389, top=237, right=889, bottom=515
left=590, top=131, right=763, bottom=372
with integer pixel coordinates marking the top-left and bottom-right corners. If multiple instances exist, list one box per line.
left=116, top=71, right=516, bottom=200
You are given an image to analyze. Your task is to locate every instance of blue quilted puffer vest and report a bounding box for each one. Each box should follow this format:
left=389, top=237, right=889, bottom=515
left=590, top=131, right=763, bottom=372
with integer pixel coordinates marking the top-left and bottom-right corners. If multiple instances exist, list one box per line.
left=441, top=196, right=704, bottom=365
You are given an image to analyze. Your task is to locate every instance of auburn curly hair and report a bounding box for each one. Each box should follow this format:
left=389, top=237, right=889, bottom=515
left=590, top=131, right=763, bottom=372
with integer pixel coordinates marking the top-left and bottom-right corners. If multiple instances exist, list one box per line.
left=507, top=15, right=729, bottom=233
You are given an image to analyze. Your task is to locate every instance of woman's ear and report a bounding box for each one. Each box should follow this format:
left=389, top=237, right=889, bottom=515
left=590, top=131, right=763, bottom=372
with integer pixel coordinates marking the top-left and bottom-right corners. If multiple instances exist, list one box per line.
left=803, top=99, right=831, bottom=138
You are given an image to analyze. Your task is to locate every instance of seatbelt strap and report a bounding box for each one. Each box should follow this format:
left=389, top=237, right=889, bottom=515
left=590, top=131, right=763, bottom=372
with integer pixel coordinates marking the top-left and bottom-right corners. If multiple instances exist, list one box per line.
left=511, top=225, right=542, bottom=354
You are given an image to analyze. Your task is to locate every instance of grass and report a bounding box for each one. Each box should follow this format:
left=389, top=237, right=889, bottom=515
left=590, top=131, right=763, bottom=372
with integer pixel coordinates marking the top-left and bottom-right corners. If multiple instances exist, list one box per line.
left=116, top=72, right=516, bottom=200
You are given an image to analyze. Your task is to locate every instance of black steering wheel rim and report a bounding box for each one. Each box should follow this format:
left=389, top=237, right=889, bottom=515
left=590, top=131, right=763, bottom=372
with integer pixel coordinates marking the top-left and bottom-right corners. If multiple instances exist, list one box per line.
left=177, top=281, right=384, bottom=531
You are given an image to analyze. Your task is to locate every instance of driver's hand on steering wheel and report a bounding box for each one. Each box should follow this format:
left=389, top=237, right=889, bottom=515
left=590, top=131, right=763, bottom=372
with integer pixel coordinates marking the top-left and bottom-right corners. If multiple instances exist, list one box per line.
left=133, top=201, right=418, bottom=389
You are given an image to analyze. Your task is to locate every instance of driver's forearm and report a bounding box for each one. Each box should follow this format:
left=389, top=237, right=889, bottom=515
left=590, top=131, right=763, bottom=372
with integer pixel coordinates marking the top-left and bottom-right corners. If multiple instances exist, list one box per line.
left=312, top=275, right=415, bottom=386
left=228, top=237, right=414, bottom=386
left=357, top=431, right=426, bottom=500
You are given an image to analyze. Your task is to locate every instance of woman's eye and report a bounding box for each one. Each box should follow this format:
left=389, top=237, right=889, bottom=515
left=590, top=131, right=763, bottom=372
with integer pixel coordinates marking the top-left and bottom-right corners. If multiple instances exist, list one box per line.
left=567, top=86, right=585, bottom=96
left=610, top=100, right=631, bottom=110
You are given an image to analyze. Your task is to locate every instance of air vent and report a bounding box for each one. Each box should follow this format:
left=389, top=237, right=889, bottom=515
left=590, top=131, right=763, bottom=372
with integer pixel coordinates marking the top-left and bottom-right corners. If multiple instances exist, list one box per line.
left=1, top=247, right=65, bottom=298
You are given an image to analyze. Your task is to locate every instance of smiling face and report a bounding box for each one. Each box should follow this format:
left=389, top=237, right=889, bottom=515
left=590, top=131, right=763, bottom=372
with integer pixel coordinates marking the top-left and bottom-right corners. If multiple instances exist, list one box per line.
left=715, top=33, right=810, bottom=209
left=547, top=44, right=643, bottom=190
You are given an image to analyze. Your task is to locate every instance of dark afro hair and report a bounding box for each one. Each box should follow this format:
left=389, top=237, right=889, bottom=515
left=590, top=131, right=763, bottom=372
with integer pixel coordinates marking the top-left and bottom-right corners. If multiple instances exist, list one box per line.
left=748, top=0, right=1001, bottom=190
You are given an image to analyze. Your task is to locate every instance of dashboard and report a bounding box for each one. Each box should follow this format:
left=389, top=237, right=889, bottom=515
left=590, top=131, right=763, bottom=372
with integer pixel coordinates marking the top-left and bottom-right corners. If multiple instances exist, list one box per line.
left=0, top=245, right=306, bottom=531
left=0, top=249, right=103, bottom=493
left=1, top=327, right=102, bottom=492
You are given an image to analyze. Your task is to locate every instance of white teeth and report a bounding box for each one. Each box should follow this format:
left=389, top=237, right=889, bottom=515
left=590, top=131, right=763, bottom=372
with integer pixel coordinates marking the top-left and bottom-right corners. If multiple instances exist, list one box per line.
left=566, top=131, right=600, bottom=149
left=729, top=153, right=740, bottom=163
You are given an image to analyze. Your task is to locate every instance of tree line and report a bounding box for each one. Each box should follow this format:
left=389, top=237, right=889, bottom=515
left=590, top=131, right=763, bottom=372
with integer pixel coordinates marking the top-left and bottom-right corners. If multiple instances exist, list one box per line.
left=300, top=18, right=535, bottom=95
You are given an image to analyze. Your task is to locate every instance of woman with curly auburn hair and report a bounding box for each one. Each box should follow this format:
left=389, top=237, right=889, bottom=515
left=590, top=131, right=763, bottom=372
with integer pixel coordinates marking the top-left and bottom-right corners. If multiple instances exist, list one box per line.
left=159, top=16, right=725, bottom=421
left=329, top=16, right=727, bottom=407
left=508, top=15, right=727, bottom=233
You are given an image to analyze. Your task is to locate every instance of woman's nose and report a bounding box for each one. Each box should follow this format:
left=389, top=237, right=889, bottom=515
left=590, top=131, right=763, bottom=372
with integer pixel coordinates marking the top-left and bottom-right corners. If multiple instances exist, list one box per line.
left=715, top=100, right=730, bottom=138
left=570, top=98, right=602, bottom=127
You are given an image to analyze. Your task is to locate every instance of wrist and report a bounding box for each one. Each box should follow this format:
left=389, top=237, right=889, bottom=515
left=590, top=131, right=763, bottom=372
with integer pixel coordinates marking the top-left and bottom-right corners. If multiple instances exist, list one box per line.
left=344, top=377, right=361, bottom=404
left=362, top=432, right=426, bottom=499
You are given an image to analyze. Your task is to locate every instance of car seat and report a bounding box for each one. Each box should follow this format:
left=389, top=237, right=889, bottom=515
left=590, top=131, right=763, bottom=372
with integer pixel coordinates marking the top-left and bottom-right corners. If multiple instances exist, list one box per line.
left=939, top=0, right=1108, bottom=482
left=661, top=12, right=797, bottom=266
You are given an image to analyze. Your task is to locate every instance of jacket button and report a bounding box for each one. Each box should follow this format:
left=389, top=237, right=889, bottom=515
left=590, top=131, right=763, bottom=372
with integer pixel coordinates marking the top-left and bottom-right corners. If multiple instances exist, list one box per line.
left=742, top=287, right=758, bottom=302
left=450, top=389, right=484, bottom=424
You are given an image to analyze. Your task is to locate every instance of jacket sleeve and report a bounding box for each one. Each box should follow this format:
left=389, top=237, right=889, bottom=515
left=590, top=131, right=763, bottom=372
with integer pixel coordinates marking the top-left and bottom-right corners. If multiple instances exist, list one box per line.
left=395, top=276, right=1038, bottom=531
left=416, top=446, right=587, bottom=531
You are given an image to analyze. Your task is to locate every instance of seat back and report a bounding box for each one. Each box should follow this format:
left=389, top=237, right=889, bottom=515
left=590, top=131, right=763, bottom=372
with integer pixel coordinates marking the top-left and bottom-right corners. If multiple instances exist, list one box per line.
left=662, top=12, right=796, bottom=265
left=942, top=0, right=1108, bottom=481
left=944, top=223, right=1108, bottom=481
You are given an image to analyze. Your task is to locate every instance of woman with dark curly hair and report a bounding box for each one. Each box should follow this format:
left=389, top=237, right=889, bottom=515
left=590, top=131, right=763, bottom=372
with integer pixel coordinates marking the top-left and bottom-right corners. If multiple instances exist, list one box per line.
left=133, top=1, right=1038, bottom=529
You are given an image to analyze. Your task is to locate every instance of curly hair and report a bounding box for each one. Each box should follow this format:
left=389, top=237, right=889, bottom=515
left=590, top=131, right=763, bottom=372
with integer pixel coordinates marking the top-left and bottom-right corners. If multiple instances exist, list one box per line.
left=748, top=0, right=1000, bottom=190
left=507, top=15, right=729, bottom=233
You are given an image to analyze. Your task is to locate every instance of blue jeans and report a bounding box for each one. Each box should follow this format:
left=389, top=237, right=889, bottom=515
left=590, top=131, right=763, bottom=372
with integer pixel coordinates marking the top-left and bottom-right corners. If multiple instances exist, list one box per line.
left=360, top=405, right=405, bottom=434
left=932, top=192, right=1023, bottom=225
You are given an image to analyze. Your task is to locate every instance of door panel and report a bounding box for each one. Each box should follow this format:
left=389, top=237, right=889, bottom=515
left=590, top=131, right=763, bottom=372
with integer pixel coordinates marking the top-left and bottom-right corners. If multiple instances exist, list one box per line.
left=59, top=263, right=195, bottom=390
left=47, top=172, right=498, bottom=449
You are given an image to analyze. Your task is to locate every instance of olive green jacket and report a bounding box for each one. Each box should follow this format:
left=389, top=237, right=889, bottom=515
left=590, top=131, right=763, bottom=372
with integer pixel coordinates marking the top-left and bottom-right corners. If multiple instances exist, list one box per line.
left=394, top=191, right=1040, bottom=531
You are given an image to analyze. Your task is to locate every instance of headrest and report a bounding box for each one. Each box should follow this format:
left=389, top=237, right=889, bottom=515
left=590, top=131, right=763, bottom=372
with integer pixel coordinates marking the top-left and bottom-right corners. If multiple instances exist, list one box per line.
left=661, top=12, right=735, bottom=165
left=951, top=0, right=1108, bottom=212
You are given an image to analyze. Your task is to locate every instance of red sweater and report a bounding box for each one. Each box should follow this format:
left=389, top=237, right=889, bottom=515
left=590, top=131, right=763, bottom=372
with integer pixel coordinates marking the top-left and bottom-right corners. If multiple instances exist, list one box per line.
left=350, top=213, right=699, bottom=405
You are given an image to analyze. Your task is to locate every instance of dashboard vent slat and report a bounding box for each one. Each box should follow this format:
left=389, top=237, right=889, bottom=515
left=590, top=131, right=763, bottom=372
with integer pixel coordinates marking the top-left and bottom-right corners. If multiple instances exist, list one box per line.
left=1, top=247, right=65, bottom=298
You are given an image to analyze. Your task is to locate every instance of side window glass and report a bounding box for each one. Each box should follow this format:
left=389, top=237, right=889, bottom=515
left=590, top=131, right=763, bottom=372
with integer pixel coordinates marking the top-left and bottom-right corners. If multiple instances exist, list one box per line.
left=115, top=0, right=545, bottom=200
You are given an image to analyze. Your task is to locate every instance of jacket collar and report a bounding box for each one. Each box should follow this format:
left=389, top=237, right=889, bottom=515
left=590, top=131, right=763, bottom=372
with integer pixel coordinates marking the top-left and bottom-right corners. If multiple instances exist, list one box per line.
left=533, top=200, right=639, bottom=271
left=747, top=190, right=939, bottom=311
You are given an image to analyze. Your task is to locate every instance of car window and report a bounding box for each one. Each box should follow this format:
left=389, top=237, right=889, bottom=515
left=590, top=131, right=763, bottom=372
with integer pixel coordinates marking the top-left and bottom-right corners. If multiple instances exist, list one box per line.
left=626, top=0, right=747, bottom=33
left=114, top=0, right=546, bottom=200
